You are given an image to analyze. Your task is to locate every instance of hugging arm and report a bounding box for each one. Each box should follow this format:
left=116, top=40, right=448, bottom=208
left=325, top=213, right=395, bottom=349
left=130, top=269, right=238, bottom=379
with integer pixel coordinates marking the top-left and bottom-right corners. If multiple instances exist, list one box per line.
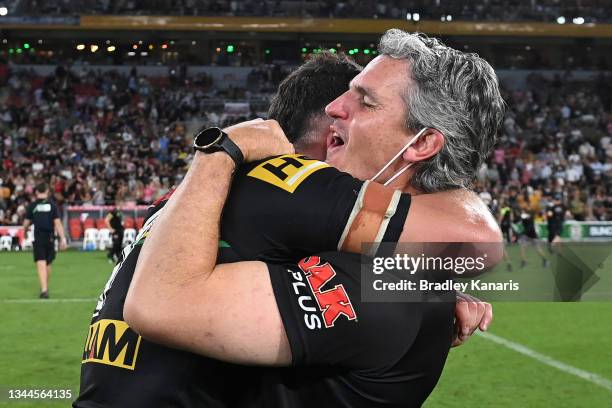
left=125, top=120, right=295, bottom=366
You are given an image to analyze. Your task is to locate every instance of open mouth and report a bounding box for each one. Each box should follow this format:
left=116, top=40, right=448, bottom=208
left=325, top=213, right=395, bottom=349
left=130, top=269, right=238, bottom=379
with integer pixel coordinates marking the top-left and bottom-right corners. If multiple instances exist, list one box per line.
left=327, top=130, right=346, bottom=155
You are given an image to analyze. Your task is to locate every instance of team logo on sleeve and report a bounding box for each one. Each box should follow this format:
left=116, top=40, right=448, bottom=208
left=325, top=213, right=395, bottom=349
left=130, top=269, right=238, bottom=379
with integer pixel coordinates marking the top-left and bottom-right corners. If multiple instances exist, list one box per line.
left=291, top=256, right=357, bottom=328
left=82, top=319, right=142, bottom=370
left=247, top=154, right=329, bottom=193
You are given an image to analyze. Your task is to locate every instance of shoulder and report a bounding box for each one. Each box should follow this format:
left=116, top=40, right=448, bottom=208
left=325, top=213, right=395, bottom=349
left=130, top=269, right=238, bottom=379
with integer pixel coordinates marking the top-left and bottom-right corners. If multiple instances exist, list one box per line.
left=404, top=189, right=502, bottom=243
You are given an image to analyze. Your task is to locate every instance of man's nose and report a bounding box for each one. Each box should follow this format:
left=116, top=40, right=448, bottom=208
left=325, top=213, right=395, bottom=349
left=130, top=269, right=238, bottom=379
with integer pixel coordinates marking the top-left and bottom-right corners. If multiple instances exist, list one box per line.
left=325, top=92, right=349, bottom=120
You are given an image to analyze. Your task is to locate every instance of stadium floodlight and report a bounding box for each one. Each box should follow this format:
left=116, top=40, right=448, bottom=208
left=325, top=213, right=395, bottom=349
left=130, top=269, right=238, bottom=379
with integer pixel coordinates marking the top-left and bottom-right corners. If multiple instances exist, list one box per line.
left=38, top=39, right=43, bottom=44
left=161, top=44, right=168, bottom=49
left=441, top=15, right=445, bottom=21
left=264, top=49, right=271, bottom=54
left=301, top=47, right=307, bottom=53
left=76, top=44, right=85, bottom=50
left=16, top=48, right=21, bottom=54
left=140, top=51, right=148, bottom=56
left=364, top=49, right=370, bottom=55
left=447, top=15, right=452, bottom=21
left=557, top=16, right=565, bottom=24
left=127, top=51, right=135, bottom=56
left=2, top=39, right=7, bottom=44
left=329, top=48, right=336, bottom=53
left=413, top=13, right=420, bottom=21
left=0, top=7, right=7, bottom=16
left=573, top=17, right=584, bottom=24
left=90, top=45, right=98, bottom=53
left=8, top=48, right=13, bottom=54
left=148, top=44, right=154, bottom=50
left=192, top=41, right=196, bottom=45
left=23, top=43, right=30, bottom=49
left=406, top=13, right=412, bottom=21
left=226, top=44, right=235, bottom=53
left=107, top=46, right=116, bottom=52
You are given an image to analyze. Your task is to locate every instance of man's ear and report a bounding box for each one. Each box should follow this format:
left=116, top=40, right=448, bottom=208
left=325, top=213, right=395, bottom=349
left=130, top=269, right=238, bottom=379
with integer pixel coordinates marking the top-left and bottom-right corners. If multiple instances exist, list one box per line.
left=402, top=128, right=444, bottom=162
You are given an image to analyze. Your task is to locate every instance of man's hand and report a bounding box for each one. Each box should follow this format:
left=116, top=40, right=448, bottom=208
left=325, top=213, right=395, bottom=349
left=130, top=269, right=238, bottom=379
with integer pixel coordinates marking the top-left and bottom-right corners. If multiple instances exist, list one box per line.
left=452, top=292, right=492, bottom=347
left=59, top=237, right=68, bottom=250
left=224, top=119, right=294, bottom=162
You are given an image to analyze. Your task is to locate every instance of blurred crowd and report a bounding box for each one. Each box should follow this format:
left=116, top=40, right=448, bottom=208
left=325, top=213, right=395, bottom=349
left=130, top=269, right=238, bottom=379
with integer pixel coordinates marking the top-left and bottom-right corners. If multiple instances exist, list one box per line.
left=19, top=0, right=612, bottom=23
left=476, top=71, right=612, bottom=224
left=0, top=62, right=610, bottom=227
left=0, top=63, right=287, bottom=225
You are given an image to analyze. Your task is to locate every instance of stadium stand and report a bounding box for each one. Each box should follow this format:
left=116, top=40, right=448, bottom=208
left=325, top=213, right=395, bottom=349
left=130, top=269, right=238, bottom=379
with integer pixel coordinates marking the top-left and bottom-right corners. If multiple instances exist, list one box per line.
left=16, top=0, right=612, bottom=23
left=0, top=62, right=610, bottom=236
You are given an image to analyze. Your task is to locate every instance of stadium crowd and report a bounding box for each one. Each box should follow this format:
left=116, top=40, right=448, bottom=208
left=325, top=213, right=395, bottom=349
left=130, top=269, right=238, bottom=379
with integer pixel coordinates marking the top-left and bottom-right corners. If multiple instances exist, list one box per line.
left=0, top=61, right=610, bottom=229
left=17, top=0, right=612, bottom=23
left=0, top=63, right=279, bottom=226
left=478, top=71, right=612, bottom=225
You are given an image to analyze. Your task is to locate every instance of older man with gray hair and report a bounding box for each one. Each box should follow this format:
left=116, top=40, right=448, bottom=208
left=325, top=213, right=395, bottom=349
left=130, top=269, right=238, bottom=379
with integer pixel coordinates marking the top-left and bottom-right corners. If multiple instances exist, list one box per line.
left=125, top=29, right=506, bottom=407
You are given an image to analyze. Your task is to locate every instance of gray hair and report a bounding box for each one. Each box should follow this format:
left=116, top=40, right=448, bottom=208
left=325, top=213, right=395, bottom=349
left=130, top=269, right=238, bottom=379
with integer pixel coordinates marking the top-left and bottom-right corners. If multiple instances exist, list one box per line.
left=378, top=29, right=505, bottom=192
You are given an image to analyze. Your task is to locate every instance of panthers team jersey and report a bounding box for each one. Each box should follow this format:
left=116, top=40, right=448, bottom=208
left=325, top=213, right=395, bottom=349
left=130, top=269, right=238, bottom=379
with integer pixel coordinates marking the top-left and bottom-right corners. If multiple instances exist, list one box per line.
left=259, top=251, right=454, bottom=408
left=74, top=155, right=410, bottom=408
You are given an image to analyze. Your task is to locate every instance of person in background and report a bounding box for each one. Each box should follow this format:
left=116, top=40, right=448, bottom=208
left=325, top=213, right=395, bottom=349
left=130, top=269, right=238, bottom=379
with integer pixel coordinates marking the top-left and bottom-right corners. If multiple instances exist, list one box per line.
left=23, top=182, right=67, bottom=299
left=105, top=200, right=125, bottom=264
left=546, top=192, right=567, bottom=251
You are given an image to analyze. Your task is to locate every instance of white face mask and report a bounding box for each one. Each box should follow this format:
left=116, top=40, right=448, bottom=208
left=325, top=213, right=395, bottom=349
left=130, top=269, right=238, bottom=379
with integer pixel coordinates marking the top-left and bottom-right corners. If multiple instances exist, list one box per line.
left=370, top=127, right=428, bottom=186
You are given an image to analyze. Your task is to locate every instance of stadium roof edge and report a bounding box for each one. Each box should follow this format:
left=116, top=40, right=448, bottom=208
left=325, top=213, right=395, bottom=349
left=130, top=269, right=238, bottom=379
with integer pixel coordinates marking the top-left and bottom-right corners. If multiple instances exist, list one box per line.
left=0, top=16, right=611, bottom=38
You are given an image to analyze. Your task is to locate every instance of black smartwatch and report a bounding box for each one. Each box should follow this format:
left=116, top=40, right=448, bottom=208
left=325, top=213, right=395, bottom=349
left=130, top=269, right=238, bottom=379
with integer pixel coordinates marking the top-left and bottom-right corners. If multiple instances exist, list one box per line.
left=192, top=127, right=244, bottom=167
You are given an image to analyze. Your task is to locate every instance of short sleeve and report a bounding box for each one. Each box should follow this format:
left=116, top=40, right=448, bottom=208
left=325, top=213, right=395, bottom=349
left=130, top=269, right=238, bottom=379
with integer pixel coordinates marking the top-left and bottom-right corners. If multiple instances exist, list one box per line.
left=222, top=155, right=410, bottom=263
left=25, top=203, right=34, bottom=221
left=267, top=252, right=420, bottom=370
left=51, top=201, right=60, bottom=220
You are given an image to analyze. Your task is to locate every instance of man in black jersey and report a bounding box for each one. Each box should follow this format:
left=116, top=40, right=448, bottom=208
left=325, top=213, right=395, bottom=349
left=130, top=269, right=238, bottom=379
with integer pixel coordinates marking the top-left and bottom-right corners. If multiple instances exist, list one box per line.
left=125, top=30, right=504, bottom=407
left=23, top=183, right=68, bottom=299
left=105, top=202, right=124, bottom=263
left=547, top=192, right=567, bottom=250
left=513, top=206, right=549, bottom=268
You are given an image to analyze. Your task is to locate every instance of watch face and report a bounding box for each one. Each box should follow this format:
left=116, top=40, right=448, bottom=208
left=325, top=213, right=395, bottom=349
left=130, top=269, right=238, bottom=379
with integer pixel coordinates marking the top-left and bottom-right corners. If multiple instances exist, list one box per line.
left=194, top=127, right=223, bottom=149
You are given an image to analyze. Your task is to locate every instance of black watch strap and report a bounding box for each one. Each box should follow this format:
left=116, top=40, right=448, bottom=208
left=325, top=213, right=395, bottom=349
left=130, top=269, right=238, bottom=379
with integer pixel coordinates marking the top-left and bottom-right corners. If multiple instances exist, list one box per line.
left=193, top=127, right=244, bottom=167
left=218, top=135, right=244, bottom=167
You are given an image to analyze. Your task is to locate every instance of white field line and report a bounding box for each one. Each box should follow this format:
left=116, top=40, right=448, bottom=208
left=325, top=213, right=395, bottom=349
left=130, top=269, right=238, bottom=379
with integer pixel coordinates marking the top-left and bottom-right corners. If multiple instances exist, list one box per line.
left=2, top=298, right=96, bottom=304
left=478, top=331, right=612, bottom=392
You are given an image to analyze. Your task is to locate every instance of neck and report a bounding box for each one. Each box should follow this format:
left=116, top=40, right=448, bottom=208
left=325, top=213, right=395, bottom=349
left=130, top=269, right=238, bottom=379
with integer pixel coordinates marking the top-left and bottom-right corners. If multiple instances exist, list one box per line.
left=402, top=185, right=422, bottom=195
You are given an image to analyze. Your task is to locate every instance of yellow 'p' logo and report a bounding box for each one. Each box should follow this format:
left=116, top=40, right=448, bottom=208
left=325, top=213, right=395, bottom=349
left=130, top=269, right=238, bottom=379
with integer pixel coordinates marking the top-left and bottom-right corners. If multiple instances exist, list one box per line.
left=247, top=154, right=329, bottom=193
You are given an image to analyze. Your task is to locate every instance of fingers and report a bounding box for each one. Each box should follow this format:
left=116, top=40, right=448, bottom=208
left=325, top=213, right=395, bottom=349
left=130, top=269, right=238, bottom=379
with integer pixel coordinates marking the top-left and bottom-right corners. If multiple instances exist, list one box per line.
left=480, top=302, right=493, bottom=331
left=453, top=294, right=493, bottom=347
left=225, top=119, right=293, bottom=162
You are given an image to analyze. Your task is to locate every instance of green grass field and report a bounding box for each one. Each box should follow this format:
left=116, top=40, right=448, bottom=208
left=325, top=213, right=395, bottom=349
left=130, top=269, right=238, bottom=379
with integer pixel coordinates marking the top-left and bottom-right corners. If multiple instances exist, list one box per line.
left=0, top=247, right=611, bottom=407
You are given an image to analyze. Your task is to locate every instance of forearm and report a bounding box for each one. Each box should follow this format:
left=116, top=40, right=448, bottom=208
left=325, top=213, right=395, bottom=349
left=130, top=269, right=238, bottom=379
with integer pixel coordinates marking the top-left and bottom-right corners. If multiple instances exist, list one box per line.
left=127, top=152, right=235, bottom=321
left=54, top=220, right=66, bottom=241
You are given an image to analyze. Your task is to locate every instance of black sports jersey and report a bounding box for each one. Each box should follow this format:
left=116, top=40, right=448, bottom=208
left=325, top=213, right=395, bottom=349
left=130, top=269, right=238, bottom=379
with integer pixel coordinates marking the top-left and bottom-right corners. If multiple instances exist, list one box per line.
left=25, top=198, right=59, bottom=236
left=520, top=211, right=537, bottom=238
left=75, top=154, right=411, bottom=408
left=107, top=209, right=124, bottom=232
left=260, top=252, right=454, bottom=407
left=547, top=203, right=565, bottom=225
